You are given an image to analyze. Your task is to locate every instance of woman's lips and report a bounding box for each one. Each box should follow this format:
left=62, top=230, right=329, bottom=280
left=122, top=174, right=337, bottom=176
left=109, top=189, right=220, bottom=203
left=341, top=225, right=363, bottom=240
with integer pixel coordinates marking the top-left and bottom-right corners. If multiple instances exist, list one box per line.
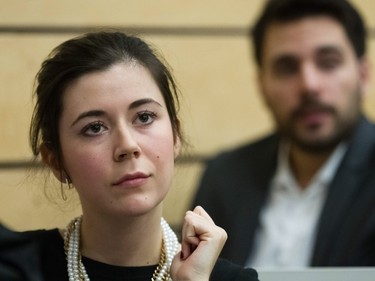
left=113, top=172, right=150, bottom=188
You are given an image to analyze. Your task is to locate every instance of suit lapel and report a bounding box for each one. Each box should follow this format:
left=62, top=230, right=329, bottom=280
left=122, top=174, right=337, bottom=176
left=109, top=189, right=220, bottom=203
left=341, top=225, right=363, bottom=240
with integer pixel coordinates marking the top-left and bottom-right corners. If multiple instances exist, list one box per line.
left=234, top=135, right=279, bottom=265
left=312, top=117, right=375, bottom=265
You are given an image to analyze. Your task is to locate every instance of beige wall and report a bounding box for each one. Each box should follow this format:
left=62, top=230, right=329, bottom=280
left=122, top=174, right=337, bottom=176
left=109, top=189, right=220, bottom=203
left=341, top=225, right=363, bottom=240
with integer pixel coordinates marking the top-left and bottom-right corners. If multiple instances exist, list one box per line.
left=1, top=0, right=375, bottom=231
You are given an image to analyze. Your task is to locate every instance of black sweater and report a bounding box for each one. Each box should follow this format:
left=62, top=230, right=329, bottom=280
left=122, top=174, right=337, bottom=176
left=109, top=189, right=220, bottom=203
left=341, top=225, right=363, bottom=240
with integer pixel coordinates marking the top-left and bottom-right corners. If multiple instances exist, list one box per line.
left=0, top=225, right=258, bottom=281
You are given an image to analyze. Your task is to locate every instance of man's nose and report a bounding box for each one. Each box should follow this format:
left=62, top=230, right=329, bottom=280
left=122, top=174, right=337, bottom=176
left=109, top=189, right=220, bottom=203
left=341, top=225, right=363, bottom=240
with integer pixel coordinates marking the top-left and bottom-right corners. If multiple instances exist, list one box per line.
left=299, top=63, right=321, bottom=95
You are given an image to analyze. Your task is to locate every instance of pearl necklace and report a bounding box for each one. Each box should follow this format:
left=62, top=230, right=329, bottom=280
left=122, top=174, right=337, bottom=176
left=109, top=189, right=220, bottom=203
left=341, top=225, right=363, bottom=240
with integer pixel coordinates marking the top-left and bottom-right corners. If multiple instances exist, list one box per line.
left=63, top=216, right=180, bottom=281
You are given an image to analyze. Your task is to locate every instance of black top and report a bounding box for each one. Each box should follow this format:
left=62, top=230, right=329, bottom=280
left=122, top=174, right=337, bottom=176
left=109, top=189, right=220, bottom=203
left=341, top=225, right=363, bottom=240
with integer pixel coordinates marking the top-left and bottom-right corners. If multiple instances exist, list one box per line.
left=0, top=225, right=258, bottom=281
left=38, top=228, right=158, bottom=281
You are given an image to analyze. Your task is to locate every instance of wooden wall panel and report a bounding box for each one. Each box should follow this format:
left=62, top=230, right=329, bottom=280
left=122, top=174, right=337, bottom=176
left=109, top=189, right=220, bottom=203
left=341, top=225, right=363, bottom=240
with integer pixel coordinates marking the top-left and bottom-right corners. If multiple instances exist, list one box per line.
left=0, top=0, right=263, bottom=26
left=0, top=169, right=81, bottom=230
left=0, top=35, right=72, bottom=160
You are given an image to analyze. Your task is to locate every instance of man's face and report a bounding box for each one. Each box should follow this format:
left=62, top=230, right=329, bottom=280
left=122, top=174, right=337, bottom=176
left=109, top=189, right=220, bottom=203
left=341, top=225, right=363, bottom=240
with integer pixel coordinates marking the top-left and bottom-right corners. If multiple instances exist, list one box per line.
left=258, top=16, right=369, bottom=152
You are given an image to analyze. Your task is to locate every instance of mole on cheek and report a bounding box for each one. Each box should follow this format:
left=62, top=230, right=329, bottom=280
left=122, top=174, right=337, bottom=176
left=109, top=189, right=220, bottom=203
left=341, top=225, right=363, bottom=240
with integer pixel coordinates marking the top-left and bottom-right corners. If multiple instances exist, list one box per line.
left=157, top=156, right=160, bottom=159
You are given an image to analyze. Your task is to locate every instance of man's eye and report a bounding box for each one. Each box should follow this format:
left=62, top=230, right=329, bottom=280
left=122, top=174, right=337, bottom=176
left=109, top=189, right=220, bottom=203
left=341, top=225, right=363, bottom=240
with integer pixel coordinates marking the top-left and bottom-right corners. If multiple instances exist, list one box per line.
left=318, top=57, right=341, bottom=71
left=273, top=61, right=298, bottom=76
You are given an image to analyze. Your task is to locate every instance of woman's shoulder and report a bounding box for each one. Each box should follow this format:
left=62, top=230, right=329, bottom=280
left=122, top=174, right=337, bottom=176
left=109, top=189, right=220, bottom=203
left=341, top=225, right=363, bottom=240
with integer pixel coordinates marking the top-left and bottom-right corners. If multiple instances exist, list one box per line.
left=0, top=225, right=63, bottom=281
left=211, top=258, right=259, bottom=281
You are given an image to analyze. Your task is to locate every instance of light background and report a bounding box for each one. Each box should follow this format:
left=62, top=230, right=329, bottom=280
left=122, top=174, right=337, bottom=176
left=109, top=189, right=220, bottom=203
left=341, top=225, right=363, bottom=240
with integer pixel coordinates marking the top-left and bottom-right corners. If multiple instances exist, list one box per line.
left=1, top=0, right=374, bottom=230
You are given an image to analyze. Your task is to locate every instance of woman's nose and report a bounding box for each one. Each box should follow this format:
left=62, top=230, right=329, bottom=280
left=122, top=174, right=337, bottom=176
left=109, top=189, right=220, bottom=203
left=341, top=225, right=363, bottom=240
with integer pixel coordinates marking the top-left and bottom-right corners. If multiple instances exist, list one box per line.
left=113, top=127, right=141, bottom=162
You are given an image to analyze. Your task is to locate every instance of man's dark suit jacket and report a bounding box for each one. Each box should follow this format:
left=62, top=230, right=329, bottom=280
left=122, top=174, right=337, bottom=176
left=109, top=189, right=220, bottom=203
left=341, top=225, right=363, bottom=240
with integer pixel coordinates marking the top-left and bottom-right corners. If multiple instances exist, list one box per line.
left=192, top=116, right=375, bottom=266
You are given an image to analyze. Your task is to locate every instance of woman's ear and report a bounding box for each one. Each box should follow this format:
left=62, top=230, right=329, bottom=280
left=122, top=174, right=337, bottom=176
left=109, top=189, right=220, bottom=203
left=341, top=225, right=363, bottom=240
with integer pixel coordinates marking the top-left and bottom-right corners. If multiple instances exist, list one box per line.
left=40, top=143, right=65, bottom=183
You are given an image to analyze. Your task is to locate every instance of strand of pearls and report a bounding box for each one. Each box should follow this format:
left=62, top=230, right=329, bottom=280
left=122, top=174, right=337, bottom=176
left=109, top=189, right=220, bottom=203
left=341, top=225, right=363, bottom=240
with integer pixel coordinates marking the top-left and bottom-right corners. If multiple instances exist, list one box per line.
left=64, top=217, right=90, bottom=281
left=64, top=216, right=180, bottom=281
left=153, top=218, right=180, bottom=281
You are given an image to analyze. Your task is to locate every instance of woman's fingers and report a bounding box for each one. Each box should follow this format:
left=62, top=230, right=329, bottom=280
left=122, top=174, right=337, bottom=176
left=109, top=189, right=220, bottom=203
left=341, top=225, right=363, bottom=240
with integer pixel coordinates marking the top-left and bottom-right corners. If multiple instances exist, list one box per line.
left=171, top=206, right=227, bottom=281
left=192, top=205, right=215, bottom=223
left=180, top=205, right=227, bottom=260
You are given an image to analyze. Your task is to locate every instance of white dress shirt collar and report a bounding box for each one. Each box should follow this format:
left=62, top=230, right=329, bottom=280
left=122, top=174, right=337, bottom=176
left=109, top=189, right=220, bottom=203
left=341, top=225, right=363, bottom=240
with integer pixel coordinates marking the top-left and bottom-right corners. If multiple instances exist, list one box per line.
left=246, top=141, right=347, bottom=269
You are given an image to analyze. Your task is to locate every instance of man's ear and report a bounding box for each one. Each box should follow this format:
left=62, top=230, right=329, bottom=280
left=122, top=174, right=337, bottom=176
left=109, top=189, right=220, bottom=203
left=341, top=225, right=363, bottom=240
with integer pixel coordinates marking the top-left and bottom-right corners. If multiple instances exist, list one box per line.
left=40, top=143, right=65, bottom=183
left=359, top=56, right=371, bottom=97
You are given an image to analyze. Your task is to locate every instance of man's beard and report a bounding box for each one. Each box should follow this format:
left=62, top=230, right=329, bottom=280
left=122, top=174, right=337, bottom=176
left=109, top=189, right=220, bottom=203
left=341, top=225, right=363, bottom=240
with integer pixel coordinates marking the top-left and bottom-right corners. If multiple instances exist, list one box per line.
left=278, top=94, right=361, bottom=154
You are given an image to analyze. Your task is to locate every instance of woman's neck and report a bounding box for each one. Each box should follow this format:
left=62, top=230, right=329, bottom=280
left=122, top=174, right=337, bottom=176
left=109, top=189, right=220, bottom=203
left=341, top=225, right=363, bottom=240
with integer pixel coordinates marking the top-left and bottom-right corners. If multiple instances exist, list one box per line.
left=79, top=210, right=163, bottom=267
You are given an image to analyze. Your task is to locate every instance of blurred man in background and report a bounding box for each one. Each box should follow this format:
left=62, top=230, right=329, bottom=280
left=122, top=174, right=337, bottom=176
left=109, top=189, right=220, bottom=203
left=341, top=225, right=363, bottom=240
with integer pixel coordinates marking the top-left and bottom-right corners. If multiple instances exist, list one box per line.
left=192, top=0, right=375, bottom=268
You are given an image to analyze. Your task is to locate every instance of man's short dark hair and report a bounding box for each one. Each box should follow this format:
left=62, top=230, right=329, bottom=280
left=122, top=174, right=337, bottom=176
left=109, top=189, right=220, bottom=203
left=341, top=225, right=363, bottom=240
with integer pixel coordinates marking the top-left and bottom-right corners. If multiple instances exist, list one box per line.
left=251, top=0, right=366, bottom=67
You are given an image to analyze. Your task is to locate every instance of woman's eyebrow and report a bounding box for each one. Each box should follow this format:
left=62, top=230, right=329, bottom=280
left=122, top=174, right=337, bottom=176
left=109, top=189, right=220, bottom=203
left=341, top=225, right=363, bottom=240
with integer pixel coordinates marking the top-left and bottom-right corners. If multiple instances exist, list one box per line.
left=129, top=98, right=162, bottom=110
left=71, top=110, right=105, bottom=127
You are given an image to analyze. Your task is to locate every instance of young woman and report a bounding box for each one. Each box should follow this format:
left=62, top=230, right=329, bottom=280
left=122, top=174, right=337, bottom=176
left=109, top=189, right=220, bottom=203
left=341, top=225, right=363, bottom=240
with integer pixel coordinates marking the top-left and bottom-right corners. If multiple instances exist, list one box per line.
left=3, top=31, right=259, bottom=281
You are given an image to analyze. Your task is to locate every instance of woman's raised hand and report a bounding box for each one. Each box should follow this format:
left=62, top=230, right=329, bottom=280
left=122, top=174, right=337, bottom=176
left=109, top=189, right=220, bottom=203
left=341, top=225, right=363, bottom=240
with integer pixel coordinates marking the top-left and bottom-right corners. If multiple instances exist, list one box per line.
left=170, top=206, right=227, bottom=281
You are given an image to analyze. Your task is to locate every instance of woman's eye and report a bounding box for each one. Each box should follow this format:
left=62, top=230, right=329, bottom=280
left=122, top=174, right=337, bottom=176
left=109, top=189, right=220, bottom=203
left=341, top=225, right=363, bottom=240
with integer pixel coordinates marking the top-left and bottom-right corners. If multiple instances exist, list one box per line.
left=81, top=121, right=107, bottom=136
left=135, top=111, right=157, bottom=125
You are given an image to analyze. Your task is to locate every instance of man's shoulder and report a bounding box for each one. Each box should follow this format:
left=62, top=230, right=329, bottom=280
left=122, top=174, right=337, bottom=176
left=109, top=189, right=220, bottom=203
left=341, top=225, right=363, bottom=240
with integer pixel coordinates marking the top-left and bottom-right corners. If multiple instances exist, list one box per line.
left=208, top=133, right=279, bottom=164
left=345, top=117, right=375, bottom=165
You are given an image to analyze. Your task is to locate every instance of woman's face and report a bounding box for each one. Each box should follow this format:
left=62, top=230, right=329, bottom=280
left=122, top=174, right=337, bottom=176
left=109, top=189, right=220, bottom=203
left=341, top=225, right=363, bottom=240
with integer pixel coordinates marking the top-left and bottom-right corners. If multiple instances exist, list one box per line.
left=51, top=62, right=180, bottom=218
